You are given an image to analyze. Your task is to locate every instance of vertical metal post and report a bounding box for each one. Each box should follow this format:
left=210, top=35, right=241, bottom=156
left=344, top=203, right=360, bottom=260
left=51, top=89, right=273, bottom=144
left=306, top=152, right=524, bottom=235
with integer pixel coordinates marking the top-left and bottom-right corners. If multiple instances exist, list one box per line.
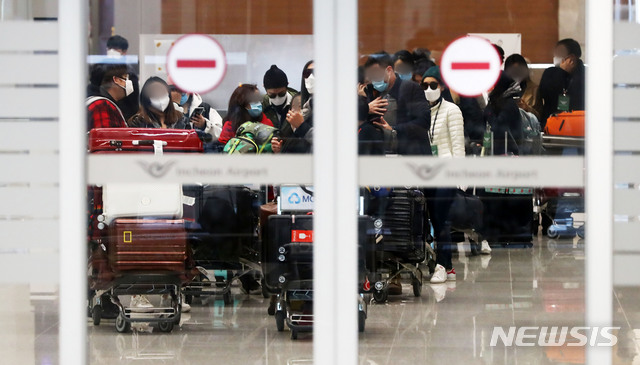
left=313, top=0, right=359, bottom=363
left=59, top=0, right=88, bottom=363
left=586, top=0, right=614, bottom=363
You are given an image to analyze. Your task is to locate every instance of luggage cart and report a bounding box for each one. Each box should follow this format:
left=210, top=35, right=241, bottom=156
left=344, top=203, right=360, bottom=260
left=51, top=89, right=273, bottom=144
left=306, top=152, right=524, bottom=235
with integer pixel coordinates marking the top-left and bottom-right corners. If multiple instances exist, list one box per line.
left=181, top=185, right=263, bottom=305
left=87, top=128, right=204, bottom=332
left=262, top=185, right=374, bottom=339
left=363, top=187, right=433, bottom=303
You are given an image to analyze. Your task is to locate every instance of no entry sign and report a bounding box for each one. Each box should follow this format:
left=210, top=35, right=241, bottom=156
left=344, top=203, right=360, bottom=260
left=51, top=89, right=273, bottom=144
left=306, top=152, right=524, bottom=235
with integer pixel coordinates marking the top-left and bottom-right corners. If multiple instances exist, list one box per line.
left=440, top=36, right=501, bottom=97
left=166, top=34, right=227, bottom=94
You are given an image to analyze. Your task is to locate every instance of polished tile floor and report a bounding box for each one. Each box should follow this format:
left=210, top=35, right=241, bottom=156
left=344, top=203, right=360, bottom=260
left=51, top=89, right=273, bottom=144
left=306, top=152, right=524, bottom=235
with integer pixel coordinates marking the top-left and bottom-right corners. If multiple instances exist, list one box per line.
left=15, top=236, right=640, bottom=364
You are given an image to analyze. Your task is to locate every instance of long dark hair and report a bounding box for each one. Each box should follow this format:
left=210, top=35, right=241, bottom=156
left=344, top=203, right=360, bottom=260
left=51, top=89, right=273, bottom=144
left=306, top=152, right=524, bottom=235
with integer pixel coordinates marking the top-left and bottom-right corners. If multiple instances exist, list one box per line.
left=226, top=84, right=260, bottom=132
left=300, top=60, right=314, bottom=107
left=133, top=76, right=183, bottom=127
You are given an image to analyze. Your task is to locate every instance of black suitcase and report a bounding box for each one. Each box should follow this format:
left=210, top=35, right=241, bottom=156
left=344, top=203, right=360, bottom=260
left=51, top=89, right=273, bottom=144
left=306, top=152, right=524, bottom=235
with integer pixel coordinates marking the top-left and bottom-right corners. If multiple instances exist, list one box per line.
left=185, top=185, right=260, bottom=263
left=479, top=188, right=534, bottom=245
left=262, top=215, right=375, bottom=293
left=365, top=188, right=427, bottom=263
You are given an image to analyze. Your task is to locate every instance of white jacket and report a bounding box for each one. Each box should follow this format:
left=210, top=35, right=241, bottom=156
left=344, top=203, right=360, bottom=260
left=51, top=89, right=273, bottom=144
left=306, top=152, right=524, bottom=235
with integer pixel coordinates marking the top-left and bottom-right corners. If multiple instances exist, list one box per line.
left=429, top=99, right=465, bottom=158
left=185, top=93, right=224, bottom=139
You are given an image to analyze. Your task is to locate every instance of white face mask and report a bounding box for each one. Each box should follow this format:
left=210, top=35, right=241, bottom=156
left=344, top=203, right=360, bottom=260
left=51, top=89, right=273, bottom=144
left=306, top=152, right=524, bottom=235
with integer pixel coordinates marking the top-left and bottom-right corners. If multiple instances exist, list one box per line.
left=270, top=94, right=287, bottom=106
left=304, top=74, right=315, bottom=95
left=553, top=56, right=564, bottom=67
left=425, top=88, right=441, bottom=103
left=106, top=49, right=122, bottom=57
left=118, top=77, right=134, bottom=97
left=150, top=95, right=170, bottom=112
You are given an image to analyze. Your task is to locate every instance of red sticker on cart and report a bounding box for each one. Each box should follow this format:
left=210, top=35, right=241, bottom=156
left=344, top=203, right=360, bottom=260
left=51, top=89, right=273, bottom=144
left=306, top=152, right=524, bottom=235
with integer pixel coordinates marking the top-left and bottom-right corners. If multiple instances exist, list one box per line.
left=291, top=230, right=313, bottom=242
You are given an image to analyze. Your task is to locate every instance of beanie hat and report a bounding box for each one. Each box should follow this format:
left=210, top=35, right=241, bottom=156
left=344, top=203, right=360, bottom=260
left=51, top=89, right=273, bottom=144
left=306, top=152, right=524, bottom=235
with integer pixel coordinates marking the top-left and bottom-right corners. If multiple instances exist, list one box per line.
left=263, top=65, right=288, bottom=89
left=422, top=66, right=442, bottom=84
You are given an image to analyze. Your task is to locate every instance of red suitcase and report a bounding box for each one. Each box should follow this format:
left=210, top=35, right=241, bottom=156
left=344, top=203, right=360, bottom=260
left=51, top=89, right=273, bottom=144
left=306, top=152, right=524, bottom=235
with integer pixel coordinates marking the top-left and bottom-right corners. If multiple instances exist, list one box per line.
left=108, top=218, right=188, bottom=274
left=88, top=128, right=203, bottom=153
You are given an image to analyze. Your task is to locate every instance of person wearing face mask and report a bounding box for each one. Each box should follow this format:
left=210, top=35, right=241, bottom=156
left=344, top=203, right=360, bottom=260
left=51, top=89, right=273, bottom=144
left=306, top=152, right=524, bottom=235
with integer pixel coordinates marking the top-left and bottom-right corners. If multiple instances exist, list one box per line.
left=86, top=64, right=132, bottom=130
left=261, top=65, right=298, bottom=129
left=536, top=38, right=585, bottom=128
left=128, top=77, right=188, bottom=129
left=271, top=61, right=314, bottom=154
left=419, top=66, right=466, bottom=283
left=504, top=54, right=540, bottom=119
left=104, top=35, right=141, bottom=121
left=218, top=84, right=274, bottom=145
left=168, top=85, right=224, bottom=148
left=393, top=50, right=415, bottom=82
left=363, top=51, right=431, bottom=156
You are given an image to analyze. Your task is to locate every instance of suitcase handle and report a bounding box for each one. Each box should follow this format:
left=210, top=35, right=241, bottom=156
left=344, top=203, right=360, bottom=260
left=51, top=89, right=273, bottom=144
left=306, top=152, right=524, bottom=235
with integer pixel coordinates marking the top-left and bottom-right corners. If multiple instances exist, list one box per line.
left=132, top=140, right=168, bottom=146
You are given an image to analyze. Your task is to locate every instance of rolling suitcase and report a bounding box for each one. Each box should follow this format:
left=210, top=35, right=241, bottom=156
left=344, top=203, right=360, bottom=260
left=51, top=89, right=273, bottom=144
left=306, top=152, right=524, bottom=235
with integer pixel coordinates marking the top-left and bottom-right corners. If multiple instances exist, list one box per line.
left=88, top=127, right=203, bottom=153
left=365, top=188, right=427, bottom=263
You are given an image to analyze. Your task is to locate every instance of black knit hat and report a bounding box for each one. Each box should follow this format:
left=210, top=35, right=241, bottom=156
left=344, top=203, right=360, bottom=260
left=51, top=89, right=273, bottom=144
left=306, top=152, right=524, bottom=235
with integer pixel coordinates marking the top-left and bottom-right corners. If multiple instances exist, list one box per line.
left=263, top=65, right=288, bottom=89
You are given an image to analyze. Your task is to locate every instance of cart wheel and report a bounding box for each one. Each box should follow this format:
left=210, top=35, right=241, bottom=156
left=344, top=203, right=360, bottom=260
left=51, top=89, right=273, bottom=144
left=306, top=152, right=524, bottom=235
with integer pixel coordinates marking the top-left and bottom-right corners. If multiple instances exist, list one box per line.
left=223, top=290, right=232, bottom=305
left=412, top=277, right=422, bottom=297
left=373, top=290, right=388, bottom=303
left=577, top=225, right=585, bottom=238
left=158, top=321, right=174, bottom=333
left=275, top=311, right=285, bottom=332
left=290, top=330, right=298, bottom=340
left=358, top=311, right=366, bottom=333
left=115, top=314, right=130, bottom=333
left=92, top=305, right=102, bottom=326
left=547, top=226, right=559, bottom=239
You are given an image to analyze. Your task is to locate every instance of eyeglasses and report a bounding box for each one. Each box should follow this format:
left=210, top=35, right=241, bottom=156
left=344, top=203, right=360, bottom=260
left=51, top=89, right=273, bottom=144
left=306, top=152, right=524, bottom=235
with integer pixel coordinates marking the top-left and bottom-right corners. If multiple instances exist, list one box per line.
left=302, top=68, right=314, bottom=79
left=421, top=81, right=439, bottom=90
left=268, top=91, right=287, bottom=98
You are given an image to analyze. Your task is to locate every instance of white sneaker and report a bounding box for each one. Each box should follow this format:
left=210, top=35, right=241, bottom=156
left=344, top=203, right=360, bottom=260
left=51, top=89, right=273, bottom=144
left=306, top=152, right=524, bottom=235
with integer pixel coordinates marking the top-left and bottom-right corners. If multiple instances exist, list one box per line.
left=480, top=240, right=492, bottom=255
left=430, top=264, right=447, bottom=284
left=130, top=295, right=154, bottom=313
left=446, top=268, right=456, bottom=281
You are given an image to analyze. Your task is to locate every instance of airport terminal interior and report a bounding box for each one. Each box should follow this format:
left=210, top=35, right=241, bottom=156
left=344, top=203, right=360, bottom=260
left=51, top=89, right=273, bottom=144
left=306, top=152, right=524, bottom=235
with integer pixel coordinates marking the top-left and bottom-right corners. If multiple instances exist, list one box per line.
left=2, top=0, right=640, bottom=364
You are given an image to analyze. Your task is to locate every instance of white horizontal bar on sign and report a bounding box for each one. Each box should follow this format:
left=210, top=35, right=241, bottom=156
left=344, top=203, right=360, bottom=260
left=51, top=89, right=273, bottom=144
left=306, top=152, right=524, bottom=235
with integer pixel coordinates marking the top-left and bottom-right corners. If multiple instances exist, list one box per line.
left=358, top=156, right=584, bottom=187
left=0, top=155, right=58, bottom=183
left=0, top=21, right=58, bottom=52
left=614, top=55, right=640, bottom=84
left=0, top=187, right=58, bottom=216
left=0, top=252, right=58, bottom=284
left=0, top=220, right=58, bottom=249
left=87, top=154, right=313, bottom=185
left=614, top=88, right=640, bottom=118
left=614, top=155, right=640, bottom=182
left=0, top=88, right=58, bottom=118
left=0, top=121, right=58, bottom=150
left=614, top=221, right=640, bottom=252
left=613, top=253, right=640, bottom=286
left=1, top=54, right=58, bottom=84
left=615, top=22, right=640, bottom=50
left=614, top=122, right=640, bottom=151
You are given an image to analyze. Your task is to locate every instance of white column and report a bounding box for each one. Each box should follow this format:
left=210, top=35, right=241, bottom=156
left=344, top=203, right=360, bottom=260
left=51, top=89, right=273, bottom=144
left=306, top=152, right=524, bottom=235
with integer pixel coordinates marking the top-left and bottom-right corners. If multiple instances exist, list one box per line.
left=313, top=0, right=359, bottom=364
left=585, top=0, right=613, bottom=363
left=58, top=0, right=88, bottom=364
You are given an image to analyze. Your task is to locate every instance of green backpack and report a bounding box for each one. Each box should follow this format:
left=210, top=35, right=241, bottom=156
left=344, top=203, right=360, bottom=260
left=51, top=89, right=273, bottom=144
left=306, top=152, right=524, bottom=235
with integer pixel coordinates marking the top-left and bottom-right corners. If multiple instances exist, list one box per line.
left=223, top=122, right=278, bottom=154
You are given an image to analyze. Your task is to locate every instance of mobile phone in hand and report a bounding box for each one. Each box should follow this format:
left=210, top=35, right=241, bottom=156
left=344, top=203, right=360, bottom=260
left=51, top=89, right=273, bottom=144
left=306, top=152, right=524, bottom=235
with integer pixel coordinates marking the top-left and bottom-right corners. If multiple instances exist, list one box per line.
left=192, top=106, right=204, bottom=118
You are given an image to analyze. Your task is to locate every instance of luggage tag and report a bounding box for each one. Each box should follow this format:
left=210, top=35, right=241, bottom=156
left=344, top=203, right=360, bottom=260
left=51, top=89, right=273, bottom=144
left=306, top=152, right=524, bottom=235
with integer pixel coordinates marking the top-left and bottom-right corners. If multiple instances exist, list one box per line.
left=557, top=93, right=570, bottom=112
left=431, top=145, right=438, bottom=156
left=482, top=131, right=492, bottom=151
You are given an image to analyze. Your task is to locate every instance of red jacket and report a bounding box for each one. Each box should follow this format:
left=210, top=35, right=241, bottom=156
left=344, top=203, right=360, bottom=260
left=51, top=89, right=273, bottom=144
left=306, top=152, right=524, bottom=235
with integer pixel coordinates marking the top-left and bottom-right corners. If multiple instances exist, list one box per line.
left=218, top=113, right=274, bottom=144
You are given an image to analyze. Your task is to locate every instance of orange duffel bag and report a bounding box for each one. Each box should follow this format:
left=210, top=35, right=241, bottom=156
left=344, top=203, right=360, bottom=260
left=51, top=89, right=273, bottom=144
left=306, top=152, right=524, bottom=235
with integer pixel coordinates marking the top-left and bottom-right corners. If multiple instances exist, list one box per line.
left=544, top=111, right=585, bottom=137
